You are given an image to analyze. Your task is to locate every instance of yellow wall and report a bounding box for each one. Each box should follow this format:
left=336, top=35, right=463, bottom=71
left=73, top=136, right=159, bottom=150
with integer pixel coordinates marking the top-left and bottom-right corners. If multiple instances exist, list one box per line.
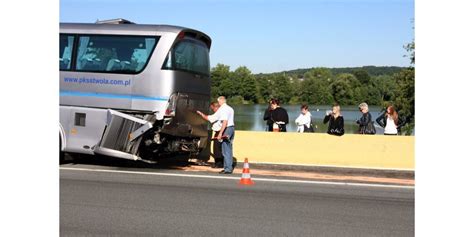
left=221, top=131, right=414, bottom=170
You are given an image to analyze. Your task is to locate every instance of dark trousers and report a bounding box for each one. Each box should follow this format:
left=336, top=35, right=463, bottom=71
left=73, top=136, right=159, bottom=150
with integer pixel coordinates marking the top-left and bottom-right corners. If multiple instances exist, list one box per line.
left=212, top=131, right=223, bottom=164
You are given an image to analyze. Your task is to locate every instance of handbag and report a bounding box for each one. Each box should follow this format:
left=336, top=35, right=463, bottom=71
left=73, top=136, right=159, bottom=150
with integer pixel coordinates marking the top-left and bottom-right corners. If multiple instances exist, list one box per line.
left=303, top=124, right=314, bottom=133
left=364, top=121, right=376, bottom=134
left=303, top=119, right=315, bottom=133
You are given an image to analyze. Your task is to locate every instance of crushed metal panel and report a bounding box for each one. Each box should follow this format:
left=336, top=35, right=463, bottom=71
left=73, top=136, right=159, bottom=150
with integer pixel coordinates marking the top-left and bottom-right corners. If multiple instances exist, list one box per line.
left=94, top=109, right=152, bottom=160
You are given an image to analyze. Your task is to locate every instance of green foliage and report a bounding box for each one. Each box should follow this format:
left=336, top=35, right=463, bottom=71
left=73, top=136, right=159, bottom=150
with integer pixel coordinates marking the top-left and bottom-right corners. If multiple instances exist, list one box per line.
left=392, top=68, right=415, bottom=135
left=299, top=77, right=333, bottom=105
left=372, top=75, right=397, bottom=104
left=384, top=39, right=415, bottom=135
left=255, top=75, right=272, bottom=102
left=404, top=42, right=415, bottom=65
left=288, top=96, right=300, bottom=105
left=353, top=69, right=371, bottom=84
left=218, top=77, right=235, bottom=98
left=304, top=67, right=333, bottom=81
left=233, top=66, right=258, bottom=102
left=279, top=66, right=406, bottom=78
left=210, top=65, right=414, bottom=136
left=269, top=74, right=293, bottom=104
left=330, top=76, right=354, bottom=105
left=227, top=95, right=245, bottom=105
left=211, top=64, right=231, bottom=99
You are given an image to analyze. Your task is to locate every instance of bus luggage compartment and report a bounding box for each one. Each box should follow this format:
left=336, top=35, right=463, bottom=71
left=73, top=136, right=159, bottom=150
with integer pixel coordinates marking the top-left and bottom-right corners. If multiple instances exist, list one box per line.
left=94, top=109, right=153, bottom=161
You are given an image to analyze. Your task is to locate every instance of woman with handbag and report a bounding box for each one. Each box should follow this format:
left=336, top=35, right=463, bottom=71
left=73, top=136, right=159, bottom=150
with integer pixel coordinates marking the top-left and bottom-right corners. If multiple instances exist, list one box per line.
left=295, top=104, right=314, bottom=133
left=263, top=98, right=289, bottom=132
left=356, top=102, right=376, bottom=135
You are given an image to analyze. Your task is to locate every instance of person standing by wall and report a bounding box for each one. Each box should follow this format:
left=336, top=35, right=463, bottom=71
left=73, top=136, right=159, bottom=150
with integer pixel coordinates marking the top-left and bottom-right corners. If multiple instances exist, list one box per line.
left=263, top=99, right=275, bottom=132
left=356, top=102, right=376, bottom=135
left=376, top=105, right=405, bottom=135
left=264, top=98, right=289, bottom=132
left=215, top=96, right=235, bottom=174
left=263, top=98, right=273, bottom=132
left=295, top=104, right=314, bottom=133
left=323, top=103, right=345, bottom=136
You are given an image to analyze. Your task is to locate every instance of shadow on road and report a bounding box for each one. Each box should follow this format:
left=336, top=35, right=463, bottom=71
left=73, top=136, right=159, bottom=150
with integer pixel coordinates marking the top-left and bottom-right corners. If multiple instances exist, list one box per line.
left=60, top=153, right=194, bottom=170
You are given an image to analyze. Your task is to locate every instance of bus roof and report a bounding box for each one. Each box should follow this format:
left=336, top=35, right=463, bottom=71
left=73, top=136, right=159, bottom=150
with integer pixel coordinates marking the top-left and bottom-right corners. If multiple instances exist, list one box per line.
left=60, top=22, right=211, bottom=46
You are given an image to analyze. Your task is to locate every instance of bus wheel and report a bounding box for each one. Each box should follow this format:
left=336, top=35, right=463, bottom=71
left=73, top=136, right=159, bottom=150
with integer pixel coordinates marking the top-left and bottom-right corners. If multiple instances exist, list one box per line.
left=60, top=135, right=65, bottom=164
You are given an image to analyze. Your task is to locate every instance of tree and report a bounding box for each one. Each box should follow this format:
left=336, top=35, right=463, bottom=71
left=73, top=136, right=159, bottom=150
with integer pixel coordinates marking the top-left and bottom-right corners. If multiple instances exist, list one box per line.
left=387, top=39, right=415, bottom=135
left=372, top=75, right=397, bottom=104
left=298, top=68, right=334, bottom=104
left=232, top=66, right=258, bottom=103
left=304, top=67, right=334, bottom=82
left=288, top=76, right=301, bottom=104
left=332, top=73, right=360, bottom=104
left=255, top=75, right=272, bottom=103
left=218, top=77, right=235, bottom=98
left=270, top=74, right=293, bottom=104
left=404, top=41, right=415, bottom=65
left=299, top=77, right=333, bottom=105
left=210, top=64, right=231, bottom=98
left=299, top=78, right=317, bottom=104
left=330, top=77, right=354, bottom=105
left=353, top=69, right=371, bottom=85
left=209, top=63, right=411, bottom=109
left=392, top=68, right=415, bottom=135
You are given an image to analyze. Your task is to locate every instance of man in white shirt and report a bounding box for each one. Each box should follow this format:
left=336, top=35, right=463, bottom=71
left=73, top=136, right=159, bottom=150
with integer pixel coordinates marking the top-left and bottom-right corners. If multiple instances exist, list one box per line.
left=197, top=96, right=235, bottom=174
left=209, top=108, right=223, bottom=134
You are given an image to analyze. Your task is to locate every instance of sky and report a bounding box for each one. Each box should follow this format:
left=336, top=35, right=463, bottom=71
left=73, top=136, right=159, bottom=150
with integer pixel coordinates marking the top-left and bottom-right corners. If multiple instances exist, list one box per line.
left=60, top=0, right=414, bottom=74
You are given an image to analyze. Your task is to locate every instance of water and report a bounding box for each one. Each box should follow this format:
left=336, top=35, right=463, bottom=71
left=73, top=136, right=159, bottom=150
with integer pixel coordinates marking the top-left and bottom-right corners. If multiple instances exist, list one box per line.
left=232, top=104, right=387, bottom=135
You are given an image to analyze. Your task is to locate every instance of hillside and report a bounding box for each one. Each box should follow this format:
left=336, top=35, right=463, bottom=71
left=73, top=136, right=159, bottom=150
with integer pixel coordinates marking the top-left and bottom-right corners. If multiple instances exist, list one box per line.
left=256, top=66, right=406, bottom=78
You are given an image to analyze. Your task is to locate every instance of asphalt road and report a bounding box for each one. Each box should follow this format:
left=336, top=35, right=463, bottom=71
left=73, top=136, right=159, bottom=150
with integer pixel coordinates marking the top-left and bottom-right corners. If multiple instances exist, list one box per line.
left=60, top=167, right=414, bottom=237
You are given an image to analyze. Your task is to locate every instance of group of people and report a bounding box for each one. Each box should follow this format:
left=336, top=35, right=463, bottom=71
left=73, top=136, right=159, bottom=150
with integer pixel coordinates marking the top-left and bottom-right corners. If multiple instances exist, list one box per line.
left=263, top=99, right=405, bottom=136
left=356, top=103, right=406, bottom=135
left=196, top=96, right=405, bottom=173
left=197, top=96, right=236, bottom=174
left=355, top=103, right=405, bottom=135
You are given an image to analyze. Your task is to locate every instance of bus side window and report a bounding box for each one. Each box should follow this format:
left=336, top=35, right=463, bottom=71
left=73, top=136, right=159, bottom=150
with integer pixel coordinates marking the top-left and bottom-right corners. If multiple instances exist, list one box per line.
left=60, top=35, right=75, bottom=70
left=75, top=35, right=157, bottom=73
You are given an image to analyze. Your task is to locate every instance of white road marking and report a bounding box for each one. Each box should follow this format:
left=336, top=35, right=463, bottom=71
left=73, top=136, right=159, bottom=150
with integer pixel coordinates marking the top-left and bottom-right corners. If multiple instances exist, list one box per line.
left=251, top=161, right=414, bottom=172
left=60, top=167, right=414, bottom=189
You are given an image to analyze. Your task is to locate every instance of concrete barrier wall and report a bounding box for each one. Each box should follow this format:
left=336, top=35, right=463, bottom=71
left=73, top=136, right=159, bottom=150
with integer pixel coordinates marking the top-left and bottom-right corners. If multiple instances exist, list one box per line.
left=225, top=131, right=414, bottom=170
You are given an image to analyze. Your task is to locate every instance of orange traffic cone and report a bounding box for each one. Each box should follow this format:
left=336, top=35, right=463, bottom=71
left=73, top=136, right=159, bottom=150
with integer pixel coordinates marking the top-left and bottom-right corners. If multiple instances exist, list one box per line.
left=239, top=158, right=254, bottom=185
